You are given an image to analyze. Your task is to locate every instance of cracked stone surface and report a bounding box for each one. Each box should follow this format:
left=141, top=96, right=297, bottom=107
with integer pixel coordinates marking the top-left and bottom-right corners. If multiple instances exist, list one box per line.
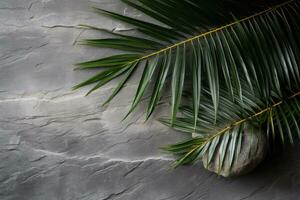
left=1, top=0, right=300, bottom=199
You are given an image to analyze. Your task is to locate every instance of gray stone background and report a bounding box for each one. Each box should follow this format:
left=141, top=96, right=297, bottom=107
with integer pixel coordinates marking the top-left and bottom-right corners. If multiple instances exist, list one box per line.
left=1, top=0, right=300, bottom=199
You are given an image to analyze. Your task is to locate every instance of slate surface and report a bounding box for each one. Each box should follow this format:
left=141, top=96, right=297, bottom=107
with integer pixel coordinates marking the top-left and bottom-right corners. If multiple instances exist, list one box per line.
left=1, top=0, right=300, bottom=199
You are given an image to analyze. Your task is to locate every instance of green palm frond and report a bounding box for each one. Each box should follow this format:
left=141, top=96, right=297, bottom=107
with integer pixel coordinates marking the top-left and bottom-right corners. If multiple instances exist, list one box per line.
left=74, top=0, right=300, bottom=171
left=75, top=0, right=299, bottom=122
left=161, top=84, right=300, bottom=168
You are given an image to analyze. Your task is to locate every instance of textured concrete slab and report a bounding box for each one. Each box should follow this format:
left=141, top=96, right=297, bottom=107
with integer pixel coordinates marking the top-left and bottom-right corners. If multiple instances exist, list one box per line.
left=1, top=0, right=300, bottom=199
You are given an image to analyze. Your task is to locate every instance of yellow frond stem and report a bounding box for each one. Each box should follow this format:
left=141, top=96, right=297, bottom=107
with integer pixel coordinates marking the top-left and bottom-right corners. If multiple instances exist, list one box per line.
left=128, top=0, right=296, bottom=65
left=188, top=91, right=300, bottom=156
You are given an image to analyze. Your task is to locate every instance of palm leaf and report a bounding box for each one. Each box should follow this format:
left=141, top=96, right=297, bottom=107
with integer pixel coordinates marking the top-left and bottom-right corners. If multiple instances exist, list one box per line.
left=75, top=0, right=299, bottom=124
left=74, top=0, right=300, bottom=171
left=162, top=85, right=300, bottom=168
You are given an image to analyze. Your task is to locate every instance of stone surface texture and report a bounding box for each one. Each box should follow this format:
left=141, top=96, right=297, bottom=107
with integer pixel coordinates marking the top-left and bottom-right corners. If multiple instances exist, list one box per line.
left=203, top=126, right=267, bottom=177
left=1, top=0, right=300, bottom=199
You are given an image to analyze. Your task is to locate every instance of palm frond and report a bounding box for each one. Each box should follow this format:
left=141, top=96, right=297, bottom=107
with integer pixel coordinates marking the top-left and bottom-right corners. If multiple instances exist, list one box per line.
left=75, top=0, right=299, bottom=125
left=74, top=0, right=300, bottom=172
left=161, top=85, right=300, bottom=168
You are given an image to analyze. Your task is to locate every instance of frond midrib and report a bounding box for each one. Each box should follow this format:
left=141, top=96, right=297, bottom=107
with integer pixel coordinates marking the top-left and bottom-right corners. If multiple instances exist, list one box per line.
left=128, top=0, right=295, bottom=65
